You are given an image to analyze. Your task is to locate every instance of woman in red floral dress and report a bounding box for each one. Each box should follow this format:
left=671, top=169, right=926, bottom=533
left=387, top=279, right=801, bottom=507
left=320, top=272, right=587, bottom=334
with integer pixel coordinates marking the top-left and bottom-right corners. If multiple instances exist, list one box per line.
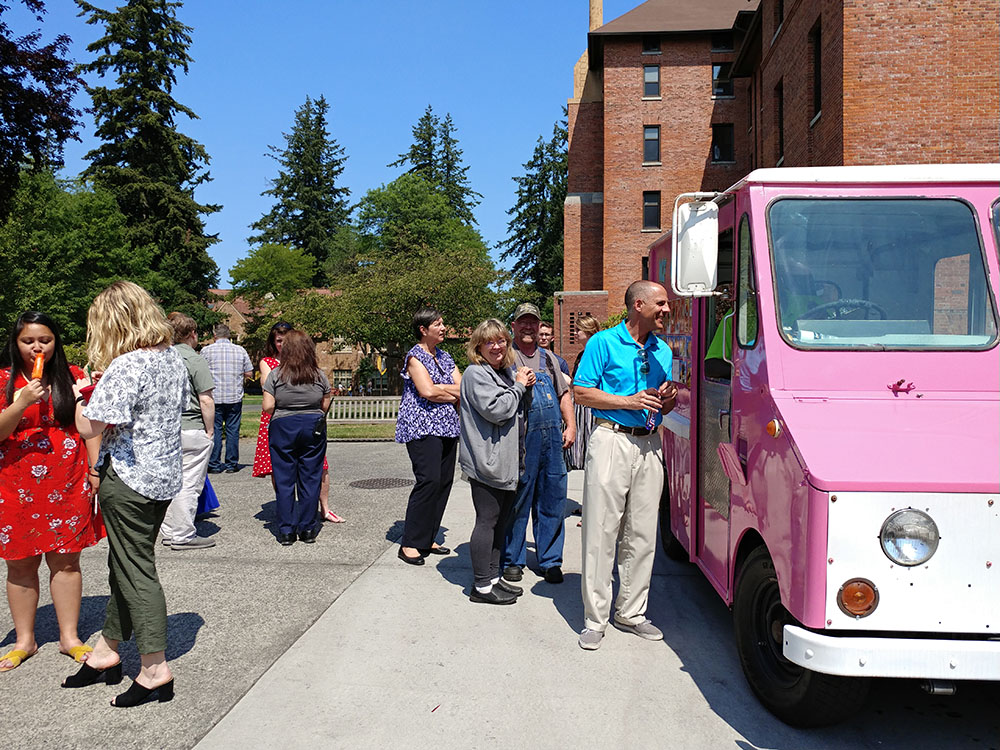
left=0, top=312, right=104, bottom=672
left=252, top=323, right=343, bottom=522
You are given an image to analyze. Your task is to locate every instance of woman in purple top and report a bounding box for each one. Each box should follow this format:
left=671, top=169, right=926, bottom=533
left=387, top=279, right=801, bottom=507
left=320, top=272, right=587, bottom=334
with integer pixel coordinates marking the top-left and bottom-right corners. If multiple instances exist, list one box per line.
left=395, top=307, right=461, bottom=565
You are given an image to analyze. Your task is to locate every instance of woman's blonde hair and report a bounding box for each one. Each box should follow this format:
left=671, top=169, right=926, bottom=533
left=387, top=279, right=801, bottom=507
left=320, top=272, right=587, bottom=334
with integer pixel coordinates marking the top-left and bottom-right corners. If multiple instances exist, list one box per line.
left=87, top=281, right=173, bottom=369
left=576, top=314, right=601, bottom=338
left=466, top=318, right=514, bottom=368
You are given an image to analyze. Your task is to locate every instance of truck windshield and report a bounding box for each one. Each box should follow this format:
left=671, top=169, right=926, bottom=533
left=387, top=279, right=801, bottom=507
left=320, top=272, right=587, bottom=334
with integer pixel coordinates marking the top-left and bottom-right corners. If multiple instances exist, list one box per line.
left=769, top=198, right=998, bottom=350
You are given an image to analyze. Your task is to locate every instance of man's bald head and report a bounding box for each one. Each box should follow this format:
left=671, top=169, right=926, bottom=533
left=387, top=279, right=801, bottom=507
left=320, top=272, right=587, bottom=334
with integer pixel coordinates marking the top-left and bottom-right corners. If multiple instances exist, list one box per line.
left=625, top=280, right=665, bottom=314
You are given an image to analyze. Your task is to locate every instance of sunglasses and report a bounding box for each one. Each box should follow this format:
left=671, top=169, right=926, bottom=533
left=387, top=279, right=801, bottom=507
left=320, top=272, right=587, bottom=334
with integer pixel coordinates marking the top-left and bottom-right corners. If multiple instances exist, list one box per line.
left=638, top=348, right=649, bottom=375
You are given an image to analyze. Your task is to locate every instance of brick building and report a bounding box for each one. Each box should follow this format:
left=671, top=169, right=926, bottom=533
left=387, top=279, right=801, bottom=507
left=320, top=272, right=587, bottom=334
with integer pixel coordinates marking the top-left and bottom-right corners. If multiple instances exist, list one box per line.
left=558, top=0, right=1000, bottom=364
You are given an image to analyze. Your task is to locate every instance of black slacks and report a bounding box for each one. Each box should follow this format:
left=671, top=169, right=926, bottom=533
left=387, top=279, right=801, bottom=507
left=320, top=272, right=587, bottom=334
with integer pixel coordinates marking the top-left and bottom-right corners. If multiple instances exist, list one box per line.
left=401, top=435, right=457, bottom=549
left=469, top=478, right=516, bottom=587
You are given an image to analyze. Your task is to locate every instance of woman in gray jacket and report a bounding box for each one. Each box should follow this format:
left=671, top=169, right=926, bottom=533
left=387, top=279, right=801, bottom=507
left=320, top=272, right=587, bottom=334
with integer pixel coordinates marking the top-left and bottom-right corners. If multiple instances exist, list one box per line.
left=459, top=319, right=534, bottom=605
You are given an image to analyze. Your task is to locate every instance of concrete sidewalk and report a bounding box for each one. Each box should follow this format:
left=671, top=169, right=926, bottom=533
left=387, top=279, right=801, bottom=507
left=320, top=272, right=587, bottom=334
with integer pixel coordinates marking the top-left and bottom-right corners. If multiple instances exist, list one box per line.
left=193, top=470, right=1000, bottom=750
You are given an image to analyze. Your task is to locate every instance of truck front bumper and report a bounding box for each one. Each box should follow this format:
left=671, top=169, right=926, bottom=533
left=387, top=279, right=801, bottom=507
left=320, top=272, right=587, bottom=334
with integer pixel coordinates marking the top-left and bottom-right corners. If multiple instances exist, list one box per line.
left=783, top=625, right=1000, bottom=679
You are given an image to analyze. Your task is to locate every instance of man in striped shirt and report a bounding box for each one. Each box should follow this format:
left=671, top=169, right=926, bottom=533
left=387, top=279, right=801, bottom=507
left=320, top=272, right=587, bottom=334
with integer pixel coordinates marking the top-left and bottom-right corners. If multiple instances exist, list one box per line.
left=200, top=324, right=253, bottom=473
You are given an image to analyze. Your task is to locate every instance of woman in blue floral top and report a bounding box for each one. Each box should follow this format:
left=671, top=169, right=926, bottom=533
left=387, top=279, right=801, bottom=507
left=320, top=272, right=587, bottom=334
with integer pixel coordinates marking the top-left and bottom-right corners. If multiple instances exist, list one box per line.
left=65, top=282, right=187, bottom=708
left=394, top=307, right=461, bottom=565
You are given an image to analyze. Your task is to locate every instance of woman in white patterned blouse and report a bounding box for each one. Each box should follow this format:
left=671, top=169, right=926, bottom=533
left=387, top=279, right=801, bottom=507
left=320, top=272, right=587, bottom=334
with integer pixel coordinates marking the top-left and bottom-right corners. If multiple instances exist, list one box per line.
left=63, top=282, right=188, bottom=708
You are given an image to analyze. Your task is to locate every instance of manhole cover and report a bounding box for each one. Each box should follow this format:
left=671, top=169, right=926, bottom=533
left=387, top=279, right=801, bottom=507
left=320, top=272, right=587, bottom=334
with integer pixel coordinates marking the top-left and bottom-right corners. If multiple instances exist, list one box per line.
left=348, top=478, right=415, bottom=490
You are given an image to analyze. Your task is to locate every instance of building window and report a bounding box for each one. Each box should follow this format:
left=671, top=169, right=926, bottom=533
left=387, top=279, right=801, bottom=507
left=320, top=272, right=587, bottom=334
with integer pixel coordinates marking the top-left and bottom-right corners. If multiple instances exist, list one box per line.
left=712, top=124, right=735, bottom=162
left=711, top=32, right=734, bottom=51
left=642, top=35, right=660, bottom=54
left=775, top=0, right=785, bottom=33
left=643, top=65, right=660, bottom=97
left=775, top=79, right=784, bottom=164
left=713, top=62, right=734, bottom=97
left=643, top=125, right=660, bottom=163
left=810, top=20, right=822, bottom=119
left=643, top=191, right=661, bottom=230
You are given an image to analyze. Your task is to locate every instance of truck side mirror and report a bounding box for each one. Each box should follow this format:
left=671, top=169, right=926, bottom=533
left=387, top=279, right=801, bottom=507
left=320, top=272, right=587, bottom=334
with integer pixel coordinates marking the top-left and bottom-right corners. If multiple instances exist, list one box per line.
left=671, top=195, right=719, bottom=297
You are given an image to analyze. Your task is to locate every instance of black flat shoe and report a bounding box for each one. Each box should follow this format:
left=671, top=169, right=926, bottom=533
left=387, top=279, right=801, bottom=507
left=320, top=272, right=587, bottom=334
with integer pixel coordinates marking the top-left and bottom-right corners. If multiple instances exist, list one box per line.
left=496, top=579, right=524, bottom=597
left=277, top=532, right=296, bottom=546
left=397, top=548, right=425, bottom=566
left=424, top=546, right=450, bottom=555
left=111, top=678, right=174, bottom=707
left=61, top=661, right=123, bottom=688
left=299, top=528, right=319, bottom=544
left=469, top=586, right=517, bottom=605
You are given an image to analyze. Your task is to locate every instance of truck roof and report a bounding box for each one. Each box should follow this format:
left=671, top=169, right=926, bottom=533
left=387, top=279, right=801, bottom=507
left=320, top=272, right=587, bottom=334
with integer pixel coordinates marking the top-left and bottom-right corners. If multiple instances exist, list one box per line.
left=731, top=164, right=1000, bottom=191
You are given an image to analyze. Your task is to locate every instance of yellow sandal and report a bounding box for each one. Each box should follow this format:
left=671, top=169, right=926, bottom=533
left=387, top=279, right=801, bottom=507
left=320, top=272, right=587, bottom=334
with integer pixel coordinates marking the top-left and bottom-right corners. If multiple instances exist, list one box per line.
left=0, top=649, right=34, bottom=672
left=62, top=645, right=94, bottom=663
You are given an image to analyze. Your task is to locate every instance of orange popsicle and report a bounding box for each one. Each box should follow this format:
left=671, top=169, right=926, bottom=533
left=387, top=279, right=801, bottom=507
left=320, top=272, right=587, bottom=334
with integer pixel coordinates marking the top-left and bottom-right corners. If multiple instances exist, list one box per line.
left=31, top=353, right=44, bottom=379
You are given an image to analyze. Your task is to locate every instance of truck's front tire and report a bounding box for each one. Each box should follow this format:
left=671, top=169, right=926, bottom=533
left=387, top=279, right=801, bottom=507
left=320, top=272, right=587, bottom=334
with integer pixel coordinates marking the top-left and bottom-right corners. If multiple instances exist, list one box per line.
left=733, top=546, right=869, bottom=727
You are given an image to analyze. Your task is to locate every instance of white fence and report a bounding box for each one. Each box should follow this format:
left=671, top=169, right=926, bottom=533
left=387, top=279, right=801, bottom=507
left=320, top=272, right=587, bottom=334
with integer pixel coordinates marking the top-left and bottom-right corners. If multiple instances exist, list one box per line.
left=328, top=396, right=399, bottom=424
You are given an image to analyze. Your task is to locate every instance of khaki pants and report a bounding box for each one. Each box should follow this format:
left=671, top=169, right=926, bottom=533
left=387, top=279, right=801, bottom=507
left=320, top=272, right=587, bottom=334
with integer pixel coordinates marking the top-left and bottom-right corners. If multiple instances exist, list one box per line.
left=580, top=424, right=663, bottom=632
left=161, top=429, right=213, bottom=544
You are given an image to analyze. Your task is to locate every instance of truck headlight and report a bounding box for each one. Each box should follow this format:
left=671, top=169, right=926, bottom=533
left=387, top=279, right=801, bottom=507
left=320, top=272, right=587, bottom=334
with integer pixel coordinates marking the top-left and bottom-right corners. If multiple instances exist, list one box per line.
left=880, top=509, right=939, bottom=566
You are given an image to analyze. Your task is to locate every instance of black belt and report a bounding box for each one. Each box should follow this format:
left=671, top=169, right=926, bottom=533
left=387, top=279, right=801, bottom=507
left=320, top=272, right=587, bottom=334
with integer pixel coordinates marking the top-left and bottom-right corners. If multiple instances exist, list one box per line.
left=596, top=419, right=655, bottom=437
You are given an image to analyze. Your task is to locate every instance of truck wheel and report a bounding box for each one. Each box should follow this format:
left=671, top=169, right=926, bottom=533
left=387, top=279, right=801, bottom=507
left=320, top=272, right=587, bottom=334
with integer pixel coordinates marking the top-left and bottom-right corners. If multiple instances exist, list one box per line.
left=658, top=481, right=688, bottom=561
left=733, top=546, right=869, bottom=727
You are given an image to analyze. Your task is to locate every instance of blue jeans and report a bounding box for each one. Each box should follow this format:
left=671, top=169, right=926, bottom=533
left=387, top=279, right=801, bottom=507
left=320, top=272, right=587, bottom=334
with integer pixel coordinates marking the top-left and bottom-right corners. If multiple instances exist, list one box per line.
left=503, top=423, right=568, bottom=570
left=210, top=401, right=242, bottom=471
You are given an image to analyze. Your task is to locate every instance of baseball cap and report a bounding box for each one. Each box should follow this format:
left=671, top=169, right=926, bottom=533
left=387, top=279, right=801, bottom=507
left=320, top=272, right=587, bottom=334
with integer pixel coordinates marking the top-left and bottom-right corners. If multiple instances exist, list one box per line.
left=512, top=302, right=541, bottom=321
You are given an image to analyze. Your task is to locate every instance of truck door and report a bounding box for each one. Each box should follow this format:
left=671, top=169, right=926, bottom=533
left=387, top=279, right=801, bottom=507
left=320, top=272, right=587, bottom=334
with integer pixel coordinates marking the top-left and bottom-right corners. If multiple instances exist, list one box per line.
left=695, top=204, right=734, bottom=594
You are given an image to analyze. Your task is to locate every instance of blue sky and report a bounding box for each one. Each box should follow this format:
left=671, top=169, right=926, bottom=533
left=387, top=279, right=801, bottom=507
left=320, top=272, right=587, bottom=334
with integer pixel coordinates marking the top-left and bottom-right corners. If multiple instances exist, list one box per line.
left=11, top=0, right=637, bottom=285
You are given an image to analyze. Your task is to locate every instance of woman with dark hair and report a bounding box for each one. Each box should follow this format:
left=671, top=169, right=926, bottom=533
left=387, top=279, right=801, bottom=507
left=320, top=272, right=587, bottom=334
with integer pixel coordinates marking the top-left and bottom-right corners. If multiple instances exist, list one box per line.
left=253, top=322, right=343, bottom=523
left=0, top=312, right=104, bottom=672
left=261, top=330, right=331, bottom=546
left=394, top=306, right=461, bottom=565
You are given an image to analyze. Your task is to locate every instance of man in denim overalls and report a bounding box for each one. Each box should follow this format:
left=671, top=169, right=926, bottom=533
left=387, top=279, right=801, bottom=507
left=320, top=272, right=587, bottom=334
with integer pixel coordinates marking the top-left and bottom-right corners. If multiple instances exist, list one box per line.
left=502, top=303, right=576, bottom=584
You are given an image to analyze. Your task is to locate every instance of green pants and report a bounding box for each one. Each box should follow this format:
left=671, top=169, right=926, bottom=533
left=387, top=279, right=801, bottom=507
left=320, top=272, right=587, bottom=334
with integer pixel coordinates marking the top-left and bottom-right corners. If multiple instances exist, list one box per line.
left=98, top=464, right=169, bottom=654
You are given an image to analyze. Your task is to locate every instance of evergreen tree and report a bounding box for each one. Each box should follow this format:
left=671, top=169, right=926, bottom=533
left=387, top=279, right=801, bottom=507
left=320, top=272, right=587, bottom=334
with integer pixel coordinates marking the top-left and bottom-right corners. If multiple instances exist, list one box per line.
left=389, top=105, right=480, bottom=225
left=248, top=95, right=350, bottom=285
left=498, top=114, right=568, bottom=308
left=388, top=104, right=438, bottom=183
left=0, top=0, right=82, bottom=218
left=438, top=113, right=480, bottom=224
left=76, top=0, right=219, bottom=308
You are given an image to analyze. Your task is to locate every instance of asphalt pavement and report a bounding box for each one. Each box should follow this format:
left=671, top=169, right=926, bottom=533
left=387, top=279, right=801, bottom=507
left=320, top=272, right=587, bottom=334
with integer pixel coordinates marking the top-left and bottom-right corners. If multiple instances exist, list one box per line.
left=1, top=439, right=997, bottom=749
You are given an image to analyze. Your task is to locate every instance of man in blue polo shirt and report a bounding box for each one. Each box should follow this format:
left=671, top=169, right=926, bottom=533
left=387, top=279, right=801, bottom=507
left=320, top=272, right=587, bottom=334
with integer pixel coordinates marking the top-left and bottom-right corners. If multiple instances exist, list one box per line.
left=572, top=280, right=677, bottom=650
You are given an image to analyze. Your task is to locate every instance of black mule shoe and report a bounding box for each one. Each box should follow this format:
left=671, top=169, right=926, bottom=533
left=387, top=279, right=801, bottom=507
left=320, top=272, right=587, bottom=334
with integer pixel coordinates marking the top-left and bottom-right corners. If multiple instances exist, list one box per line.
left=61, top=661, right=123, bottom=688
left=397, top=548, right=425, bottom=566
left=422, top=546, right=451, bottom=555
left=111, top=678, right=174, bottom=707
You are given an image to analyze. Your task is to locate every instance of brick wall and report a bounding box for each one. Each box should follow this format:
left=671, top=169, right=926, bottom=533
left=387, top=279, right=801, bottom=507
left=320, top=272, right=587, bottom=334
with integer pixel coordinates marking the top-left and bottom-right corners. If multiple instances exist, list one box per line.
left=754, top=0, right=845, bottom=167
left=842, top=0, right=1000, bottom=164
left=600, top=35, right=750, bottom=309
left=554, top=290, right=608, bottom=364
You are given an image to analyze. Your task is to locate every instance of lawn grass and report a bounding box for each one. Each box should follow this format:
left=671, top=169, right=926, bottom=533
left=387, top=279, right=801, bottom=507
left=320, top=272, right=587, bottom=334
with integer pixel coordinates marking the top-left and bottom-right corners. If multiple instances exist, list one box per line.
left=239, top=417, right=394, bottom=441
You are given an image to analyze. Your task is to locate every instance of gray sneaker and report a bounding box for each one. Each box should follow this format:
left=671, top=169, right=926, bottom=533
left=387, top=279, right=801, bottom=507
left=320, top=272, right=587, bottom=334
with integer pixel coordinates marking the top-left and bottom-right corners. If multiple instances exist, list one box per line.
left=613, top=618, right=663, bottom=641
left=171, top=536, right=216, bottom=550
left=160, top=537, right=172, bottom=546
left=578, top=628, right=604, bottom=650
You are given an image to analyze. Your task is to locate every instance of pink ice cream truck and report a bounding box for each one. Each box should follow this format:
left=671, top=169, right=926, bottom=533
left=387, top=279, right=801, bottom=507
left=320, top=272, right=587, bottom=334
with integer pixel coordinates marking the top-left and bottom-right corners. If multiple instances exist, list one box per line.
left=647, top=164, right=1000, bottom=726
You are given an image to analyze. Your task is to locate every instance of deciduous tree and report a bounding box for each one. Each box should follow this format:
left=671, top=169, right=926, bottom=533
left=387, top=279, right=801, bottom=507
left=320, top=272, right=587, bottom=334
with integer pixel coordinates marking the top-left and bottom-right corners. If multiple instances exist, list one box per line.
left=0, top=170, right=148, bottom=342
left=0, top=0, right=82, bottom=218
left=230, top=243, right=316, bottom=305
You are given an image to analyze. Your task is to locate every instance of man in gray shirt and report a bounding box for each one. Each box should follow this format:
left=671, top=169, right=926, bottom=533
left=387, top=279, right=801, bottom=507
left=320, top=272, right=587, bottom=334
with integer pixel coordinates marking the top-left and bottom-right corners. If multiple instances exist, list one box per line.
left=162, top=313, right=217, bottom=549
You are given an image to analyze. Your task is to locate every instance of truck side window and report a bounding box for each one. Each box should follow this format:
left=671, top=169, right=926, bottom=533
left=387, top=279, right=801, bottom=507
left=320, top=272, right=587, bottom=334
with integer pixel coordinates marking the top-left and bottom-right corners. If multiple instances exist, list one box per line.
left=737, top=214, right=759, bottom=347
left=704, top=227, right=734, bottom=380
